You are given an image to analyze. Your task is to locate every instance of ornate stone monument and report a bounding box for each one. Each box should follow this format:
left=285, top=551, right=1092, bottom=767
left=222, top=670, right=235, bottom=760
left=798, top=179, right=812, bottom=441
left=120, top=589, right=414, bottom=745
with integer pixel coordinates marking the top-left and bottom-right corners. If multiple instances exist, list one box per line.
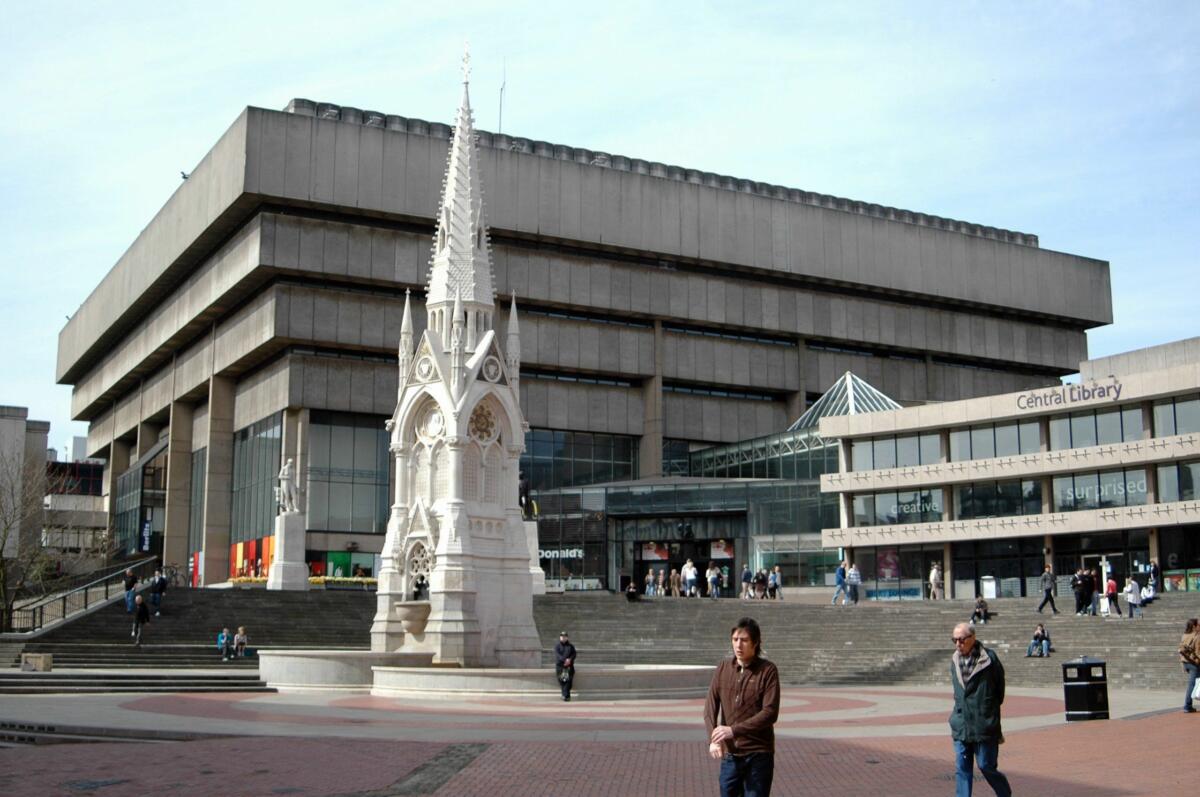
left=370, top=53, right=541, bottom=667
left=267, top=457, right=310, bottom=591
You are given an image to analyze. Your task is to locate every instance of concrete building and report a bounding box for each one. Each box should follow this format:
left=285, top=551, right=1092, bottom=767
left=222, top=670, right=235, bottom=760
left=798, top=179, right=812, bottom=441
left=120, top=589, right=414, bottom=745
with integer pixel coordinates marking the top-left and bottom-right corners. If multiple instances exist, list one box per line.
left=819, top=338, right=1200, bottom=600
left=0, top=407, right=50, bottom=560
left=56, top=91, right=1112, bottom=586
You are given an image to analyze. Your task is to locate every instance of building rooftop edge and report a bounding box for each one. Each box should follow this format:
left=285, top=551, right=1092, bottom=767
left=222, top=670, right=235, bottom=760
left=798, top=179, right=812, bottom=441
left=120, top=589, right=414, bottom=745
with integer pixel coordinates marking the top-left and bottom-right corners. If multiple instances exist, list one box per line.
left=280, top=98, right=1040, bottom=249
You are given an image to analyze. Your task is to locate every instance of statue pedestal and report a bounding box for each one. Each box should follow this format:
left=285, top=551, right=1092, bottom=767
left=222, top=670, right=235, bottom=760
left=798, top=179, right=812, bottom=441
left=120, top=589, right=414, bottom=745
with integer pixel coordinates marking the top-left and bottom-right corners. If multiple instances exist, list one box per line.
left=525, top=520, right=545, bottom=595
left=267, top=511, right=310, bottom=591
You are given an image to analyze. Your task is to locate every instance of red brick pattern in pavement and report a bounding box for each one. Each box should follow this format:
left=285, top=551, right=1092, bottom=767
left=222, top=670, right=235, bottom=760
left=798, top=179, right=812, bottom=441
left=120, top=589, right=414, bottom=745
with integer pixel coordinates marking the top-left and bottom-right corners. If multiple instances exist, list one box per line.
left=0, top=738, right=444, bottom=797
left=0, top=712, right=1193, bottom=796
left=440, top=713, right=1195, bottom=796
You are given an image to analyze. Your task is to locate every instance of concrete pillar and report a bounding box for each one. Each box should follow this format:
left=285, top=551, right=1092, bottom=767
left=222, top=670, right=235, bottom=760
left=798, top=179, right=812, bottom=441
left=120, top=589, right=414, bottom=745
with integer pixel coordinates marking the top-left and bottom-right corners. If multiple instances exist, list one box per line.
left=1043, top=534, right=1054, bottom=568
left=102, top=439, right=132, bottom=552
left=162, top=401, right=193, bottom=572
left=134, top=422, right=162, bottom=461
left=201, top=376, right=235, bottom=585
left=641, top=321, right=664, bottom=478
left=941, top=542, right=952, bottom=597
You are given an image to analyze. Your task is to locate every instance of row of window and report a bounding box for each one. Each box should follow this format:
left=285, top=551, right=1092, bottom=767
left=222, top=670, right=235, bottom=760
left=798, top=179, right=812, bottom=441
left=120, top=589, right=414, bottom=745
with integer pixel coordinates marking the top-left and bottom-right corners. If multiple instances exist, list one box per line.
left=851, top=396, right=1200, bottom=472
left=852, top=468, right=1149, bottom=526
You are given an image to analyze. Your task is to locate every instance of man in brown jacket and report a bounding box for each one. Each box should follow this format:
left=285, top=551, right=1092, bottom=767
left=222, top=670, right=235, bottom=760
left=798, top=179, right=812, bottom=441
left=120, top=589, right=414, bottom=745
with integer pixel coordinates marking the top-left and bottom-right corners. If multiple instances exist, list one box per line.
left=704, top=616, right=781, bottom=796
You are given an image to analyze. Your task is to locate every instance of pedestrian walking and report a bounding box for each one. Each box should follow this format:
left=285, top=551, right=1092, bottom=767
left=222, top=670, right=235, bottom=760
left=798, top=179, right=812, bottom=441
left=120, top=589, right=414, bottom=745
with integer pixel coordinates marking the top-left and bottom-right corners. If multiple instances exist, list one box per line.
left=846, top=563, right=862, bottom=604
left=123, top=568, right=138, bottom=613
left=1124, top=577, right=1143, bottom=619
left=929, top=562, right=944, bottom=600
left=831, top=560, right=849, bottom=606
left=555, top=630, right=577, bottom=702
left=705, top=617, right=780, bottom=796
left=770, top=566, right=783, bottom=600
left=741, top=564, right=753, bottom=600
left=1178, top=618, right=1200, bottom=713
left=1104, top=575, right=1122, bottom=617
left=669, top=568, right=681, bottom=597
left=707, top=563, right=721, bottom=600
left=950, top=622, right=1012, bottom=796
left=131, top=594, right=150, bottom=646
left=149, top=568, right=168, bottom=616
left=1036, top=564, right=1059, bottom=614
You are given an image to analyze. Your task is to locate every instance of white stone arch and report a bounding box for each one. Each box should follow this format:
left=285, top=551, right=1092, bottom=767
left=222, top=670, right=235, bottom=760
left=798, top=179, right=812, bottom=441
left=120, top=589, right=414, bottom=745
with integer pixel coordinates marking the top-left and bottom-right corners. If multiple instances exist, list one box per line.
left=410, top=442, right=430, bottom=506
left=404, top=539, right=434, bottom=591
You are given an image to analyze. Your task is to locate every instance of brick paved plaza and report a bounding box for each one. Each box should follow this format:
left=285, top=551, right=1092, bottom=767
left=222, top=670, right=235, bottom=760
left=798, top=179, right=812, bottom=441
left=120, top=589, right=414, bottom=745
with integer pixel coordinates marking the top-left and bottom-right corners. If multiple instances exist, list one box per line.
left=0, top=684, right=1193, bottom=795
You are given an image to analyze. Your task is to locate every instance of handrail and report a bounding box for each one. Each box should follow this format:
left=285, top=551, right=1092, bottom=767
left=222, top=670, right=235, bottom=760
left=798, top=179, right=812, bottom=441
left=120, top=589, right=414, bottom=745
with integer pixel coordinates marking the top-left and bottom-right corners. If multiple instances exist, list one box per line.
left=14, top=558, right=159, bottom=606
left=5, top=556, right=159, bottom=634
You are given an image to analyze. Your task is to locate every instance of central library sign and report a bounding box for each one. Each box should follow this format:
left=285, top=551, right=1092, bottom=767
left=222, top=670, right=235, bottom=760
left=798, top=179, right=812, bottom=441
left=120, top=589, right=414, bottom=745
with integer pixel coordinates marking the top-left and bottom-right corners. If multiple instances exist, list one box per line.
left=1017, top=380, right=1123, bottom=411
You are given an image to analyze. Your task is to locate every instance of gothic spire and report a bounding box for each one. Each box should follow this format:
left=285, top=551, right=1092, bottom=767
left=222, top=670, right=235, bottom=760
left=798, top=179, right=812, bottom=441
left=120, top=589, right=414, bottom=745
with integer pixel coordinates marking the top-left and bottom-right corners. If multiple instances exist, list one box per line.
left=425, top=45, right=496, bottom=346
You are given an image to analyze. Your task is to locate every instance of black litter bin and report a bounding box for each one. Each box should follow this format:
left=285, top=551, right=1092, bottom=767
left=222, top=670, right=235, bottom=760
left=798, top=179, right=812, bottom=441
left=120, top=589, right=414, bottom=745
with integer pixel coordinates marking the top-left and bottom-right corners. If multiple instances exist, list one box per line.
left=1062, top=656, right=1108, bottom=721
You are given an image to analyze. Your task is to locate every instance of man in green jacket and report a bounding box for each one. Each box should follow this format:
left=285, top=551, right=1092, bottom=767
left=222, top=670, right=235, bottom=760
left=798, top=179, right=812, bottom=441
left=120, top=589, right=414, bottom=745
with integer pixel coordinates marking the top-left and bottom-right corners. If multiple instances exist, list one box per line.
left=949, top=622, right=1011, bottom=797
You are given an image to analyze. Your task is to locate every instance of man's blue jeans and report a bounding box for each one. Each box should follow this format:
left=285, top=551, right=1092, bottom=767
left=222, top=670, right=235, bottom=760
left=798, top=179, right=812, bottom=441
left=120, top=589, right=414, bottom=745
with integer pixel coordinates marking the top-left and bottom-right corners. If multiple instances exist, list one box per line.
left=953, top=739, right=1011, bottom=797
left=1185, top=663, right=1199, bottom=711
left=719, top=752, right=773, bottom=797
left=124, top=590, right=135, bottom=613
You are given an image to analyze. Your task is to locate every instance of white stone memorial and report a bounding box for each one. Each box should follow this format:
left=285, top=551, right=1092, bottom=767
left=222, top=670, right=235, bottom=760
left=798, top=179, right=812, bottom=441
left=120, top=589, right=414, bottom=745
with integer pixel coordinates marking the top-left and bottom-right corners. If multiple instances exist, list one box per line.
left=370, top=51, right=541, bottom=667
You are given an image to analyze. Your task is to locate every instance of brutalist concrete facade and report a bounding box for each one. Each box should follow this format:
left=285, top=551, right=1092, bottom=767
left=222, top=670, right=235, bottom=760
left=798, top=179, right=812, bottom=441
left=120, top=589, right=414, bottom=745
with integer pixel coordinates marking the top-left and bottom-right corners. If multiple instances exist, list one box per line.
left=56, top=99, right=1112, bottom=584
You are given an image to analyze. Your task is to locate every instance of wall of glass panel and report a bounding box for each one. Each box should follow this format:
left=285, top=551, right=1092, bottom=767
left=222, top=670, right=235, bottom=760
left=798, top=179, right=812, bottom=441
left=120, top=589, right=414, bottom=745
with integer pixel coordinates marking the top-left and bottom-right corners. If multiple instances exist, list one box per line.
left=1155, top=460, right=1200, bottom=504
left=187, top=448, right=206, bottom=554
left=851, top=489, right=943, bottom=525
left=949, top=420, right=1039, bottom=461
left=951, top=537, right=1046, bottom=598
left=1051, top=468, right=1147, bottom=512
left=230, top=413, right=282, bottom=544
left=851, top=432, right=941, bottom=471
left=113, top=446, right=167, bottom=557
left=851, top=543, right=947, bottom=600
left=306, top=411, right=389, bottom=534
left=661, top=439, right=692, bottom=477
left=113, top=467, right=141, bottom=556
left=520, top=428, right=638, bottom=491
left=1049, top=406, right=1143, bottom=450
left=1153, top=394, right=1200, bottom=438
left=955, top=479, right=1042, bottom=520
left=688, top=429, right=837, bottom=480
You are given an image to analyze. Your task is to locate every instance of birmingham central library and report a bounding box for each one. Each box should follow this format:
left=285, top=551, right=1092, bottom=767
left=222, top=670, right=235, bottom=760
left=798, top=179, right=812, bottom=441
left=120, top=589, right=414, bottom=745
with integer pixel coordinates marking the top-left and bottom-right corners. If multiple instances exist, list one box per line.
left=66, top=76, right=1191, bottom=601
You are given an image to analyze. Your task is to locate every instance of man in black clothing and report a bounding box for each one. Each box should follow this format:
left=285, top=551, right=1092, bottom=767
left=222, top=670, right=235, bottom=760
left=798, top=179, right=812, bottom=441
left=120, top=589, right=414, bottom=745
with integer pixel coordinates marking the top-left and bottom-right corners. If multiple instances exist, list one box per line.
left=131, top=594, right=150, bottom=646
left=123, top=568, right=138, bottom=613
left=149, top=569, right=168, bottom=616
left=554, top=630, right=577, bottom=701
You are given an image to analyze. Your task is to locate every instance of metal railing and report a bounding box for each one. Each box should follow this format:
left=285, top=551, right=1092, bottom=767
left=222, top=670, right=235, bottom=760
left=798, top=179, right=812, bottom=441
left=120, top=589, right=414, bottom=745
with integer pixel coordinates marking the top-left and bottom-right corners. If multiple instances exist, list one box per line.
left=6, top=556, right=159, bottom=633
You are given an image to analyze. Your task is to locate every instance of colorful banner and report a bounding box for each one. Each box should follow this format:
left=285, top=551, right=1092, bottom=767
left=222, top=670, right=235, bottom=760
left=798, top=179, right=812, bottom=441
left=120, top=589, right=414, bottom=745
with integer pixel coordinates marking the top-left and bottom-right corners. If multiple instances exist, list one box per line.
left=709, top=539, right=733, bottom=559
left=641, top=542, right=669, bottom=561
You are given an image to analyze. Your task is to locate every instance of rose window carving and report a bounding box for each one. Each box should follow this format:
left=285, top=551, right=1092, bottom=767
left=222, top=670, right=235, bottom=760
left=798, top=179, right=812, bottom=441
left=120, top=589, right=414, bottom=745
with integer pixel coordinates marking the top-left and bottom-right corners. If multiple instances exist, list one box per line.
left=469, top=404, right=498, bottom=443
left=482, top=355, right=502, bottom=382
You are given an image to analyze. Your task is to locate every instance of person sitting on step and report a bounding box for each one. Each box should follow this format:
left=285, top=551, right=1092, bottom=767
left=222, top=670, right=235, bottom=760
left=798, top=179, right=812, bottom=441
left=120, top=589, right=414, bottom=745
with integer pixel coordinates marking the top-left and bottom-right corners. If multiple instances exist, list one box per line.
left=1025, top=624, right=1051, bottom=657
left=970, top=595, right=990, bottom=625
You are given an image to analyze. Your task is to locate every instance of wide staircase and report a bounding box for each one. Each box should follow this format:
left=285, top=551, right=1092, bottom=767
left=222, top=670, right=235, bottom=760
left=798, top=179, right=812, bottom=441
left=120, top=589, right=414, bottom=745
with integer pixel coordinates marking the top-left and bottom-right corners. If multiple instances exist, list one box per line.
left=532, top=591, right=1200, bottom=692
left=2, top=588, right=375, bottom=694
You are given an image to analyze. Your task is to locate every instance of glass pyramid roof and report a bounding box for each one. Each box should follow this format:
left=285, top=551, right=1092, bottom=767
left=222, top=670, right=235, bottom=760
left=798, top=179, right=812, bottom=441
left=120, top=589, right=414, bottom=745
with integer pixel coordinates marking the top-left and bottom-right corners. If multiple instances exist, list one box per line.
left=787, top=371, right=902, bottom=431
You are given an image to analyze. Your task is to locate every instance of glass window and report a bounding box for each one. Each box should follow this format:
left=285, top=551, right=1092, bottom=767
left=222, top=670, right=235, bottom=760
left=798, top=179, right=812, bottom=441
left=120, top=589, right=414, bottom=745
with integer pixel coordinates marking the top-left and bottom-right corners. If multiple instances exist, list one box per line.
left=1182, top=461, right=1200, bottom=501
left=1121, top=407, right=1143, bottom=442
left=997, top=481, right=1021, bottom=515
left=994, top=423, right=1019, bottom=457
left=1158, top=464, right=1180, bottom=503
left=1053, top=475, right=1075, bottom=511
left=1048, top=416, right=1070, bottom=450
left=1018, top=421, right=1040, bottom=454
left=873, top=438, right=896, bottom=470
left=1021, top=479, right=1041, bottom=515
left=1096, top=410, right=1122, bottom=445
left=919, top=433, right=941, bottom=465
left=970, top=425, right=995, bottom=460
left=1074, top=472, right=1100, bottom=511
left=896, top=490, right=918, bottom=521
left=1176, top=397, right=1200, bottom=435
left=853, top=495, right=874, bottom=526
left=1124, top=468, right=1147, bottom=506
left=1153, top=401, right=1175, bottom=437
left=955, top=484, right=973, bottom=519
left=896, top=435, right=919, bottom=467
left=1098, top=470, right=1124, bottom=508
left=1070, top=412, right=1097, bottom=449
left=949, top=430, right=970, bottom=462
left=925, top=488, right=944, bottom=522
left=852, top=439, right=873, bottom=471
left=974, top=482, right=998, bottom=517
left=875, top=492, right=898, bottom=526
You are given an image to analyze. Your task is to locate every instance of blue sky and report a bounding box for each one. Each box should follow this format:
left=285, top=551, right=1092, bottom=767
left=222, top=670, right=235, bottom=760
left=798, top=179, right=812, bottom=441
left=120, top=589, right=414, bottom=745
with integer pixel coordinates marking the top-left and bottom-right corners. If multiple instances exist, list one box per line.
left=1, top=1, right=1196, bottom=447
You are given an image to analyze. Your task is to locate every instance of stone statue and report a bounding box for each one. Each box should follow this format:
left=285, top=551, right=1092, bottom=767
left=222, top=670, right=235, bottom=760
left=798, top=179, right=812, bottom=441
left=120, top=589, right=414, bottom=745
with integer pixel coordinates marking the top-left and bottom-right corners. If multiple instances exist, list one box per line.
left=278, top=458, right=300, bottom=514
left=518, top=470, right=532, bottom=519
